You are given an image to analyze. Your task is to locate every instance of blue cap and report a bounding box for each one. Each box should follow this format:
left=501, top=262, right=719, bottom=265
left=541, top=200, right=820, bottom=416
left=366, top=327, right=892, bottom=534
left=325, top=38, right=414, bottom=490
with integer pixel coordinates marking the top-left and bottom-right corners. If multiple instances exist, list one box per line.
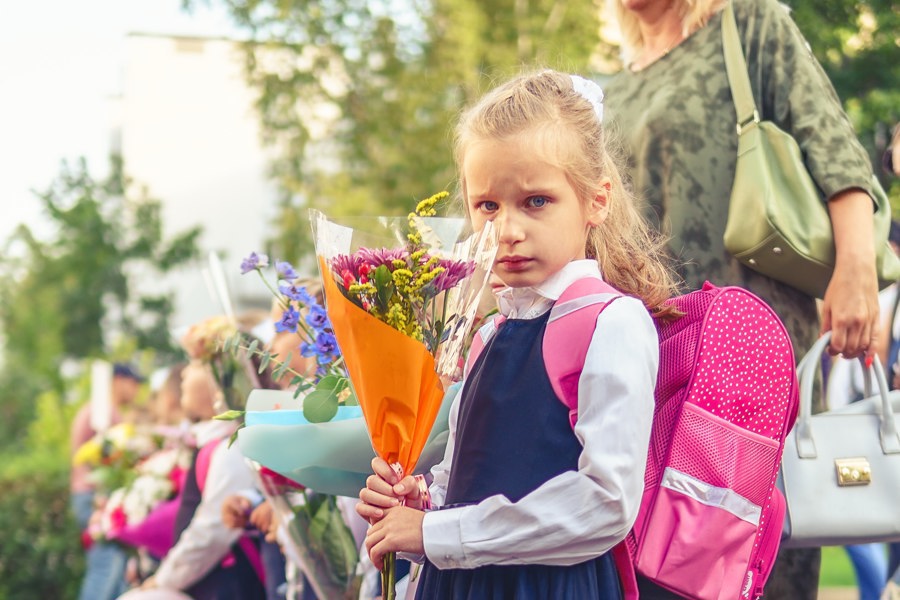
left=112, top=362, right=145, bottom=382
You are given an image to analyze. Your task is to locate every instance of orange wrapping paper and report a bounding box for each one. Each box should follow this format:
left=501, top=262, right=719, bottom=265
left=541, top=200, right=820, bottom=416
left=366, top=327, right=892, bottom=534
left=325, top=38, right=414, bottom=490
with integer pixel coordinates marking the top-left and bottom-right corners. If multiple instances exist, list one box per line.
left=320, top=257, right=445, bottom=476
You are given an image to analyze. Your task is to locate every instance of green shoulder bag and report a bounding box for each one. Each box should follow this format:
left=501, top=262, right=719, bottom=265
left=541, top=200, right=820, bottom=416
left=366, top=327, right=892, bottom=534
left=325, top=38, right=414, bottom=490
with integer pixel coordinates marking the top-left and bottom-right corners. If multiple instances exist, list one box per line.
left=721, top=2, right=900, bottom=298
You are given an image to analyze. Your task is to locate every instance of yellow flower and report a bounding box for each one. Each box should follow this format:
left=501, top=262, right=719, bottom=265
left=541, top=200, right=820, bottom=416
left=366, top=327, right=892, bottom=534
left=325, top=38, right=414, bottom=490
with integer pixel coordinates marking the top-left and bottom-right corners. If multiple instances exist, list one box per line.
left=73, top=439, right=103, bottom=467
left=414, top=191, right=447, bottom=217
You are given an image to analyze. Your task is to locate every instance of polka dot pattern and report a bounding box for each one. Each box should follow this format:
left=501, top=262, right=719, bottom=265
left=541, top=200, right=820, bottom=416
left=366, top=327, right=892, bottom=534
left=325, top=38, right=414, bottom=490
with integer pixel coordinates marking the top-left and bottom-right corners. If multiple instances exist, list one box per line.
left=631, top=283, right=799, bottom=590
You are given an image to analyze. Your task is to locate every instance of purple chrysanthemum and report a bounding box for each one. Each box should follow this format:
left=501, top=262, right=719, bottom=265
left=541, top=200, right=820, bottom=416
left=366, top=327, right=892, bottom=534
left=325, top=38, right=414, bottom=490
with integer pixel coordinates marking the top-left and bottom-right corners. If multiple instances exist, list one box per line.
left=329, top=254, right=365, bottom=279
left=240, top=252, right=269, bottom=274
left=355, top=247, right=409, bottom=270
left=431, top=259, right=476, bottom=292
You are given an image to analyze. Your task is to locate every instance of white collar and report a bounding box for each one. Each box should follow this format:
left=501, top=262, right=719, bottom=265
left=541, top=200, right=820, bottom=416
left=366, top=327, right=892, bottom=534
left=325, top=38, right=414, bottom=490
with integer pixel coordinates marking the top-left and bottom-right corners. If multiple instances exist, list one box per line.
left=190, top=419, right=238, bottom=447
left=495, top=260, right=604, bottom=320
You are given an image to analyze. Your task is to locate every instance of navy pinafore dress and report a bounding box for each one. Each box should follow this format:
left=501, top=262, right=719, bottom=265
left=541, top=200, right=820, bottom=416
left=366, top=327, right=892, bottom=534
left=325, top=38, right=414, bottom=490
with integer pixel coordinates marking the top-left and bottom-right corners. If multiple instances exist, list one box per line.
left=415, top=313, right=622, bottom=600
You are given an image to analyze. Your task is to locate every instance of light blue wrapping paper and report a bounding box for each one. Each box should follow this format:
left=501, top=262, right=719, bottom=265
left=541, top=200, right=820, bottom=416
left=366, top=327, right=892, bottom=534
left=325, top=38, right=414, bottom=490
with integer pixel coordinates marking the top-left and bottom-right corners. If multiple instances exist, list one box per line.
left=237, top=383, right=458, bottom=497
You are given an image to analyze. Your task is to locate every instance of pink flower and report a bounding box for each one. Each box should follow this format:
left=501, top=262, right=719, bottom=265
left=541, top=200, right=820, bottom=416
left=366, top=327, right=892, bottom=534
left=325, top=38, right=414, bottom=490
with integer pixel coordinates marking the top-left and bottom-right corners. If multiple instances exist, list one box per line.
left=109, top=506, right=128, bottom=532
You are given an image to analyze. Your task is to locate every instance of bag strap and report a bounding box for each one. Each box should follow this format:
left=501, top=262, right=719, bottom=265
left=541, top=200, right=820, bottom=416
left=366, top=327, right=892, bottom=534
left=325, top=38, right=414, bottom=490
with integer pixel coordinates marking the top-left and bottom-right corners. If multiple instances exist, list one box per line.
left=544, top=278, right=621, bottom=427
left=463, top=278, right=620, bottom=429
left=796, top=332, right=900, bottom=457
left=721, top=1, right=760, bottom=134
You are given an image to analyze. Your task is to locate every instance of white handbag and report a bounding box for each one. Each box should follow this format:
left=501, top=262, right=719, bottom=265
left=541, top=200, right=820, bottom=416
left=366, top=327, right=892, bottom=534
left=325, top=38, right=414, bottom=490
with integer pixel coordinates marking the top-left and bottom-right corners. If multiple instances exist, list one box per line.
left=779, top=332, right=900, bottom=548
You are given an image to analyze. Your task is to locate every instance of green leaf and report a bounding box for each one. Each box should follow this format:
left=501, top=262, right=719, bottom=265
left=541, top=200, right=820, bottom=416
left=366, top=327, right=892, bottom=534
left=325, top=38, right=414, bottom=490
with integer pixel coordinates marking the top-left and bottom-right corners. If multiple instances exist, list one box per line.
left=273, top=355, right=290, bottom=380
left=214, top=410, right=245, bottom=421
left=258, top=352, right=271, bottom=373
left=372, top=264, right=394, bottom=311
left=342, top=390, right=359, bottom=406
left=316, top=374, right=343, bottom=391
left=227, top=428, right=239, bottom=448
left=302, top=388, right=339, bottom=423
left=247, top=339, right=259, bottom=355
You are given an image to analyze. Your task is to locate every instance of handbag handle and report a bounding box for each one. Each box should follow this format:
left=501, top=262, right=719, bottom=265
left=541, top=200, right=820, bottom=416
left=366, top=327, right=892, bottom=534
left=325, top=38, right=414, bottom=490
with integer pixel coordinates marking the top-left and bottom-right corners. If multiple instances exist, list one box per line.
left=721, top=2, right=760, bottom=134
left=796, top=332, right=900, bottom=458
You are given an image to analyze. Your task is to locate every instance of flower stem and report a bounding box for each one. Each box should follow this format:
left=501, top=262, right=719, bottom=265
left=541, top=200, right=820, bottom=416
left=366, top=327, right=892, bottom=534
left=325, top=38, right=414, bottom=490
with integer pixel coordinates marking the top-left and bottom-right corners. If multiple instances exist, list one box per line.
left=382, top=551, right=397, bottom=600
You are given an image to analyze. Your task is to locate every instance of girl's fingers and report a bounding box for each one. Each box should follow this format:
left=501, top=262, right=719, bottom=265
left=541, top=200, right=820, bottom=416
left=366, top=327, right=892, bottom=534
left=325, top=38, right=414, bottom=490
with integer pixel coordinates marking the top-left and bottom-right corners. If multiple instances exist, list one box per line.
left=371, top=457, right=399, bottom=485
left=393, top=475, right=420, bottom=499
left=356, top=500, right=384, bottom=521
left=360, top=487, right=401, bottom=509
left=365, top=474, right=397, bottom=497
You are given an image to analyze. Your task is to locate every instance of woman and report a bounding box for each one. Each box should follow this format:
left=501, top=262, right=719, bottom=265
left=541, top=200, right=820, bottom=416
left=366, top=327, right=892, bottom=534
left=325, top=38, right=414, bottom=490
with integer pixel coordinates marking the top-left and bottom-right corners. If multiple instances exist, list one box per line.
left=604, top=0, right=882, bottom=598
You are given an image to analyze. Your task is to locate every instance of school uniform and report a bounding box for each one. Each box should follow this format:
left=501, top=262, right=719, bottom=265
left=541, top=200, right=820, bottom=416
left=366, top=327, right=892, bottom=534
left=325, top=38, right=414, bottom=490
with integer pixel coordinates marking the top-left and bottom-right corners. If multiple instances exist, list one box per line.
left=155, top=420, right=265, bottom=600
left=415, top=260, right=658, bottom=599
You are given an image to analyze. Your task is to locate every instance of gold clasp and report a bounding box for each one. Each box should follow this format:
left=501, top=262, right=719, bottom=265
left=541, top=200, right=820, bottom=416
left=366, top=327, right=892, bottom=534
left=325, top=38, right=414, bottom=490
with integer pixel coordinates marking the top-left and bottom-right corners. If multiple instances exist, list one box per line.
left=835, top=457, right=871, bottom=486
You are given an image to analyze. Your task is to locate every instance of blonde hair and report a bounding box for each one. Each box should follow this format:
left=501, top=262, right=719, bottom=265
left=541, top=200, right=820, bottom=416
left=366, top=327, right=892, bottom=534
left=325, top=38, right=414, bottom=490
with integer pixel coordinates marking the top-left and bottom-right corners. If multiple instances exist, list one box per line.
left=454, top=70, right=681, bottom=317
left=610, top=0, right=725, bottom=65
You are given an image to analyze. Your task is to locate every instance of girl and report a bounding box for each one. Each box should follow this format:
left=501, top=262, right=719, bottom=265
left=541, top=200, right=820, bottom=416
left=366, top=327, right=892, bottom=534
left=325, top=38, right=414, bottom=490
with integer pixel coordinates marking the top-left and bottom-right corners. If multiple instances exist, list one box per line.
left=357, top=70, right=680, bottom=599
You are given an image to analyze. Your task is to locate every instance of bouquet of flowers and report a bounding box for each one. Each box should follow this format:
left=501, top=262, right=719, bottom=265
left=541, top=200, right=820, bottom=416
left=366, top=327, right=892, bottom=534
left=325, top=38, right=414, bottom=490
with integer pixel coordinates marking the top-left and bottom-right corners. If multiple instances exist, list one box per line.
left=227, top=256, right=363, bottom=599
left=181, top=315, right=259, bottom=419
left=88, top=444, right=194, bottom=557
left=73, top=423, right=164, bottom=494
left=311, top=192, right=498, bottom=598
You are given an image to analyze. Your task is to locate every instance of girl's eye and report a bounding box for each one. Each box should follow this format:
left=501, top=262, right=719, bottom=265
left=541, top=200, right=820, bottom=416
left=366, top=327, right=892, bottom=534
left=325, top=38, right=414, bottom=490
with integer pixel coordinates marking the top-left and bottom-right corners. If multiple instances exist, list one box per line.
left=527, top=196, right=549, bottom=208
left=477, top=200, right=499, bottom=213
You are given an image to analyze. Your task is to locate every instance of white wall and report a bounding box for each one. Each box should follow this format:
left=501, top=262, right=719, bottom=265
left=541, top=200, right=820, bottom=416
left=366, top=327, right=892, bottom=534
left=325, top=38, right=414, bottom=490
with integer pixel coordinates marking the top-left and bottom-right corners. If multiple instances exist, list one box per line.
left=120, top=33, right=276, bottom=330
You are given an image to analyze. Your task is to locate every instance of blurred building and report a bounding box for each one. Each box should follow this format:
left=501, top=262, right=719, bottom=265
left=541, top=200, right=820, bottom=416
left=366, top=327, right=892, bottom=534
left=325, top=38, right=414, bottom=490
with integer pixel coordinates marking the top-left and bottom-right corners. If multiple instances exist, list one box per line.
left=115, top=32, right=277, bottom=331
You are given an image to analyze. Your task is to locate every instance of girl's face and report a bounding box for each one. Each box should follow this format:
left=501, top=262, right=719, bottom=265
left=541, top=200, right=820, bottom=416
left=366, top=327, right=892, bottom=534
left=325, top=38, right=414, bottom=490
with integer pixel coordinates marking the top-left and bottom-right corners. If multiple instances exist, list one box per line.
left=180, top=363, right=217, bottom=422
left=464, top=133, right=609, bottom=288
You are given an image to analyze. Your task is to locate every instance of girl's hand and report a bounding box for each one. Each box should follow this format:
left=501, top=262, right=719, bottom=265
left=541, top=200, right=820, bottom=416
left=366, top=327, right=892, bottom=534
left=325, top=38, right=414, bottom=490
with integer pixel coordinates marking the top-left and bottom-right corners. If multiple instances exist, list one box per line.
left=365, top=506, right=425, bottom=569
left=221, top=494, right=252, bottom=529
left=249, top=501, right=277, bottom=541
left=357, top=458, right=425, bottom=523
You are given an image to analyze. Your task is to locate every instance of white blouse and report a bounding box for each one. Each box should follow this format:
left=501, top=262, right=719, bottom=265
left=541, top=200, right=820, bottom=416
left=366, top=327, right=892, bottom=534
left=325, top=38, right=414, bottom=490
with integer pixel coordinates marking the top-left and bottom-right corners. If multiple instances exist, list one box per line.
left=421, top=260, right=659, bottom=569
left=154, top=419, right=257, bottom=590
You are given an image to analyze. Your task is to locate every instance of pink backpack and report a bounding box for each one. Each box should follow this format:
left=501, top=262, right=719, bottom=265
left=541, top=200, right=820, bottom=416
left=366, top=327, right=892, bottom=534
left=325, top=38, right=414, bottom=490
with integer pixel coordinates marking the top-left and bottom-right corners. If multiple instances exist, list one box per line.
left=466, top=279, right=799, bottom=600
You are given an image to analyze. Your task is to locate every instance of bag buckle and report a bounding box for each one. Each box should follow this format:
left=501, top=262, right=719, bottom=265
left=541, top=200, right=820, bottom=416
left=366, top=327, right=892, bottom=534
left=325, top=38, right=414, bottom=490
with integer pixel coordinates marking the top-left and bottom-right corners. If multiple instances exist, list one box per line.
left=736, top=110, right=760, bottom=135
left=835, top=457, right=871, bottom=486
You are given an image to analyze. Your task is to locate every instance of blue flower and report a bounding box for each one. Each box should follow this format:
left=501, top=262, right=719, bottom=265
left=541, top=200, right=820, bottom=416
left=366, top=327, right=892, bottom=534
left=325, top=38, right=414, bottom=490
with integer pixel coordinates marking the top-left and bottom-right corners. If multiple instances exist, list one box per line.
left=279, top=284, right=314, bottom=305
left=275, top=307, right=300, bottom=333
left=300, top=341, right=317, bottom=358
left=315, top=332, right=338, bottom=356
left=306, top=304, right=330, bottom=330
left=275, top=260, right=299, bottom=281
left=240, top=252, right=269, bottom=274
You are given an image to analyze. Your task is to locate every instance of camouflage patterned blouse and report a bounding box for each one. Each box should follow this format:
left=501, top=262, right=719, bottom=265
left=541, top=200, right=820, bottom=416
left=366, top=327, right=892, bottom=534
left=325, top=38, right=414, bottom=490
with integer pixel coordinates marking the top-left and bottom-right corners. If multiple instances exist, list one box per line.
left=604, top=0, right=874, bottom=353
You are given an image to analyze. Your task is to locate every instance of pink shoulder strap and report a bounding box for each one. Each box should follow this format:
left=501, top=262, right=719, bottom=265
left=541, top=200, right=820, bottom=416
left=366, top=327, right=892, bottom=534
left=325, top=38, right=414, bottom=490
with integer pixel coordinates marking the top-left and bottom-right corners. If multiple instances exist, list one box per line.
left=543, top=278, right=621, bottom=428
left=463, top=278, right=621, bottom=428
left=464, top=314, right=506, bottom=376
left=195, top=438, right=222, bottom=492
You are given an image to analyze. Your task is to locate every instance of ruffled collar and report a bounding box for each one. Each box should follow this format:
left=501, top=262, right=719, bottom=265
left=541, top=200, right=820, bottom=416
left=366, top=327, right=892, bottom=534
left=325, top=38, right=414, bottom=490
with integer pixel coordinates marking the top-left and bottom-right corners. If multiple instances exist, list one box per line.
left=494, top=260, right=604, bottom=320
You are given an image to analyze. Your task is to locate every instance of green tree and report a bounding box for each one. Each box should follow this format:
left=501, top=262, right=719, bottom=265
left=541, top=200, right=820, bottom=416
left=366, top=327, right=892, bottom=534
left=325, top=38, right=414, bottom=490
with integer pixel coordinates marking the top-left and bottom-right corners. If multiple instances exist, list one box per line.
left=187, top=0, right=603, bottom=263
left=0, top=156, right=201, bottom=448
left=788, top=0, right=900, bottom=193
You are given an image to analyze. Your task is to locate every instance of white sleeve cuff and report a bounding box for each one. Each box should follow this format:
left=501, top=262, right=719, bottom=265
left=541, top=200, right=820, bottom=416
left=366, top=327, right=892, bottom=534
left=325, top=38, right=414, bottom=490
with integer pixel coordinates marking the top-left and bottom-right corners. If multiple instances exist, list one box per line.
left=422, top=507, right=471, bottom=569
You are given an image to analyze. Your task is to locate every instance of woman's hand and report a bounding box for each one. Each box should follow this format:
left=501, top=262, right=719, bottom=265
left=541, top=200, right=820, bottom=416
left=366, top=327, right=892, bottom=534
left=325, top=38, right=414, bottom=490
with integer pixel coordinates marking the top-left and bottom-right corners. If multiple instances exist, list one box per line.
left=823, top=190, right=880, bottom=359
left=365, top=506, right=425, bottom=569
left=356, top=458, right=425, bottom=524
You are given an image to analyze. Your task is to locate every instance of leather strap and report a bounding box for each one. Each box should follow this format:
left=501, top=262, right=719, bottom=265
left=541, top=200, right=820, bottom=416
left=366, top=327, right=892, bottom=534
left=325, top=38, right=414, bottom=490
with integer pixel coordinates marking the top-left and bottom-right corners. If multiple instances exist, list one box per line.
left=721, top=2, right=760, bottom=133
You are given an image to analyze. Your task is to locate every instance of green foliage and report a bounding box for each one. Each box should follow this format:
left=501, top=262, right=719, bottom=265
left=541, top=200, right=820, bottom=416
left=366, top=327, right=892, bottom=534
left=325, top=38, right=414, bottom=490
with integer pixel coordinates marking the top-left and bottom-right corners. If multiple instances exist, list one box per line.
left=0, top=155, right=200, bottom=448
left=0, top=459, right=83, bottom=600
left=186, top=0, right=602, bottom=263
left=0, top=389, right=86, bottom=600
left=787, top=0, right=900, bottom=195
